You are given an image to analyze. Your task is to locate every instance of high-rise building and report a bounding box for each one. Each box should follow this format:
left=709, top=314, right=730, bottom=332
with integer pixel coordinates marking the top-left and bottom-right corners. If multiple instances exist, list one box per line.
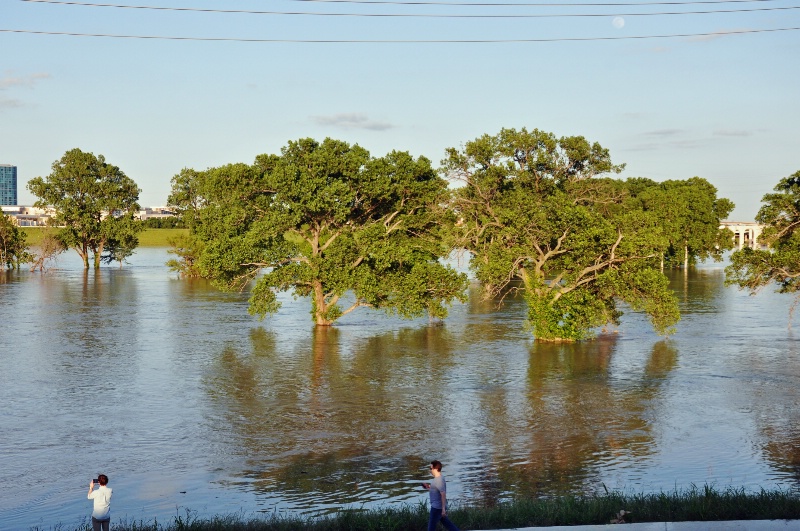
left=0, top=164, right=18, bottom=205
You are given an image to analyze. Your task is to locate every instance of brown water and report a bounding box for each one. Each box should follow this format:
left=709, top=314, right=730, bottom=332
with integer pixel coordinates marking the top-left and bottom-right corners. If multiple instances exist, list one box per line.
left=1, top=248, right=799, bottom=529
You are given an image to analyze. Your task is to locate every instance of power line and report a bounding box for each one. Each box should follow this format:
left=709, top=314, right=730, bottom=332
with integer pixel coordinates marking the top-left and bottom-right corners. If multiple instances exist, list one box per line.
left=20, top=0, right=790, bottom=6
left=2, top=26, right=798, bottom=41
left=263, top=0, right=786, bottom=4
left=20, top=0, right=800, bottom=17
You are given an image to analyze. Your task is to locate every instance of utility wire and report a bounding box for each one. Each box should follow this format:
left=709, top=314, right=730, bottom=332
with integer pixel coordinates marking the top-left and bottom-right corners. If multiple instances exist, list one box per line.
left=20, top=0, right=800, bottom=17
left=265, top=0, right=785, bottom=4
left=2, top=26, right=798, bottom=40
left=20, top=0, right=790, bottom=6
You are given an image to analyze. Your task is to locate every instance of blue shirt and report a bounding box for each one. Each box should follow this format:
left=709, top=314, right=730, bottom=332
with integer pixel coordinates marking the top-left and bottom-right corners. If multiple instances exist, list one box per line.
left=429, top=476, right=446, bottom=510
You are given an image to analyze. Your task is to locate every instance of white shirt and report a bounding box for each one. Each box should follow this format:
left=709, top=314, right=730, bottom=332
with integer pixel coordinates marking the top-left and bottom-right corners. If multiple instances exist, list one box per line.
left=88, top=485, right=112, bottom=520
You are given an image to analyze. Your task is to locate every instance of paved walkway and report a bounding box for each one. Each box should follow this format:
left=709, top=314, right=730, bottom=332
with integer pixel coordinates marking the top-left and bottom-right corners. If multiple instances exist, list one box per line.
left=487, top=521, right=800, bottom=530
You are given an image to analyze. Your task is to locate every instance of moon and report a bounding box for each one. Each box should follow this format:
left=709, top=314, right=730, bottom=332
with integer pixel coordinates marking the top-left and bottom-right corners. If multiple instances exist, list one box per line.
left=612, top=16, right=625, bottom=29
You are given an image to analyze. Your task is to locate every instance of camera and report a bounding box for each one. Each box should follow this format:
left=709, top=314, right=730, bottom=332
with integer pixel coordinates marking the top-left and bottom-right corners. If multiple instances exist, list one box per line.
left=93, top=478, right=102, bottom=484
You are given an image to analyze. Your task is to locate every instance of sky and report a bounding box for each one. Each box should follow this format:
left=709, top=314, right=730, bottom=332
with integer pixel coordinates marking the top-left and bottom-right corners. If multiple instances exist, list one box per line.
left=2, top=0, right=798, bottom=220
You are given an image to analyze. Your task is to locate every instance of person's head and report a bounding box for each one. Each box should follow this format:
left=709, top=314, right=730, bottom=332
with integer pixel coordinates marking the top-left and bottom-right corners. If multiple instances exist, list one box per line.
left=430, top=460, right=442, bottom=473
left=97, top=474, right=108, bottom=486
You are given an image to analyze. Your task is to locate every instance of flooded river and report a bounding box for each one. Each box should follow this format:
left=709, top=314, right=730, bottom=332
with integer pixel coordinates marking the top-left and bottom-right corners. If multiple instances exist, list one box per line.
left=1, top=248, right=799, bottom=529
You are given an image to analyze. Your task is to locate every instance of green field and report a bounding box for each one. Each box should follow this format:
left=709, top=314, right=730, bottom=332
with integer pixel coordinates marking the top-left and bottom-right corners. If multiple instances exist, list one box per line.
left=137, top=228, right=189, bottom=247
left=20, top=227, right=188, bottom=248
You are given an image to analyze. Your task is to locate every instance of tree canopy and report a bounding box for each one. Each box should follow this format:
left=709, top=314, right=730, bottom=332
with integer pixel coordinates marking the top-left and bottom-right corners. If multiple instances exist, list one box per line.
left=443, top=127, right=681, bottom=341
left=632, top=177, right=735, bottom=269
left=27, top=148, right=142, bottom=269
left=0, top=213, right=32, bottom=269
left=170, top=138, right=468, bottom=325
left=726, top=170, right=800, bottom=305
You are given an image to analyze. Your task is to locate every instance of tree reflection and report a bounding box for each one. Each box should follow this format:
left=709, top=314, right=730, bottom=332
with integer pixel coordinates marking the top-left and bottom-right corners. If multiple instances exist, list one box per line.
left=204, top=324, right=463, bottom=509
left=749, top=337, right=800, bottom=487
left=204, top=323, right=681, bottom=511
left=467, top=337, right=679, bottom=504
left=666, top=268, right=726, bottom=314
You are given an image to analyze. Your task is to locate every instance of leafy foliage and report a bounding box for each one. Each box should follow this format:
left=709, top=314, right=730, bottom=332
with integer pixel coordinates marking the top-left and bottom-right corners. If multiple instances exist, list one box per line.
left=443, top=127, right=680, bottom=341
left=632, top=177, right=735, bottom=268
left=27, top=148, right=142, bottom=269
left=169, top=138, right=468, bottom=325
left=142, top=216, right=185, bottom=229
left=165, top=233, right=205, bottom=278
left=101, top=216, right=143, bottom=267
left=0, top=213, right=32, bottom=269
left=726, top=171, right=800, bottom=307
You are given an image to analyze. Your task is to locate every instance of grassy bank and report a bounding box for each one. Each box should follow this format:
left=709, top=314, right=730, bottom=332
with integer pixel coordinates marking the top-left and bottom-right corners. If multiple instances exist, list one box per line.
left=136, top=228, right=188, bottom=247
left=37, top=486, right=800, bottom=531
left=20, top=227, right=188, bottom=248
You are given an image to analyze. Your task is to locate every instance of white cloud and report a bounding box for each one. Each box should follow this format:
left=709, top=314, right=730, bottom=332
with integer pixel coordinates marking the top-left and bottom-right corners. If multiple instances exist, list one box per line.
left=713, top=129, right=752, bottom=137
left=0, top=71, right=51, bottom=90
left=311, top=113, right=393, bottom=131
left=644, top=129, right=685, bottom=137
left=687, top=28, right=754, bottom=43
left=0, top=97, right=23, bottom=109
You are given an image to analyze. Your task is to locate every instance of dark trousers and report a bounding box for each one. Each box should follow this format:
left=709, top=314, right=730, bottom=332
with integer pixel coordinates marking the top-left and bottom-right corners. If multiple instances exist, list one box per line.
left=92, top=516, right=110, bottom=531
left=428, top=508, right=459, bottom=531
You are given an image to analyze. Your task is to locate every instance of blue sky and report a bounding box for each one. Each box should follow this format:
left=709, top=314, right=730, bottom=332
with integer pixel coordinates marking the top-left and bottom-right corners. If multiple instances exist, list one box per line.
left=2, top=0, right=798, bottom=220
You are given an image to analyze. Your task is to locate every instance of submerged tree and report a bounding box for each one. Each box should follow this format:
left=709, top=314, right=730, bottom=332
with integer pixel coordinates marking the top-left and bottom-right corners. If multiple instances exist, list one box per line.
left=0, top=213, right=32, bottom=269
left=172, top=138, right=468, bottom=325
left=633, top=177, right=735, bottom=269
left=27, top=148, right=142, bottom=269
left=443, top=127, right=680, bottom=341
left=726, top=171, right=800, bottom=312
left=28, top=231, right=67, bottom=272
left=165, top=167, right=209, bottom=278
left=101, top=216, right=142, bottom=268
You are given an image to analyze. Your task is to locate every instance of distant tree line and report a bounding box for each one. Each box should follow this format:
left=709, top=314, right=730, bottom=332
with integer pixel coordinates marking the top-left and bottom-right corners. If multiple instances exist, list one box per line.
left=10, top=131, right=796, bottom=341
left=142, top=216, right=185, bottom=229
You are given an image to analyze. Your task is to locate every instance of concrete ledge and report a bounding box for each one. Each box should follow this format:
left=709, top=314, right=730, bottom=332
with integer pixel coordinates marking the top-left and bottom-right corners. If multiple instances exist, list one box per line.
left=491, top=520, right=799, bottom=530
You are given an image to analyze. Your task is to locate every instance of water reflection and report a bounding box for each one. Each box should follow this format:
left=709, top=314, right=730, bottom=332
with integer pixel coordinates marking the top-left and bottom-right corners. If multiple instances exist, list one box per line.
left=474, top=338, right=677, bottom=501
left=204, top=324, right=468, bottom=512
left=202, top=316, right=686, bottom=512
left=667, top=268, right=727, bottom=314
left=3, top=250, right=800, bottom=528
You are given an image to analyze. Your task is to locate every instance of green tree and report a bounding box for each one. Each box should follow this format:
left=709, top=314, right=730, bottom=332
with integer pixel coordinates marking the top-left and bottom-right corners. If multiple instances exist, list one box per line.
left=177, top=138, right=468, bottom=325
left=726, top=171, right=800, bottom=307
left=0, top=213, right=32, bottom=269
left=165, top=167, right=209, bottom=277
left=27, top=148, right=142, bottom=269
left=101, top=216, right=142, bottom=268
left=633, top=177, right=735, bottom=269
left=443, top=127, right=679, bottom=341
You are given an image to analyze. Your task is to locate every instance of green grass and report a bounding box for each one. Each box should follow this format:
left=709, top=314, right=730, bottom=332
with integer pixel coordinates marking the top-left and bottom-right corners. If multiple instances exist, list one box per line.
left=30, top=486, right=800, bottom=531
left=20, top=227, right=188, bottom=248
left=19, top=226, right=50, bottom=246
left=137, top=228, right=188, bottom=247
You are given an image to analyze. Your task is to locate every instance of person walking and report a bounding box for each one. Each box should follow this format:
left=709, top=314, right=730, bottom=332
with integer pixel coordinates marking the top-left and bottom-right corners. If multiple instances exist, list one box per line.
left=422, top=460, right=460, bottom=531
left=87, top=474, right=112, bottom=531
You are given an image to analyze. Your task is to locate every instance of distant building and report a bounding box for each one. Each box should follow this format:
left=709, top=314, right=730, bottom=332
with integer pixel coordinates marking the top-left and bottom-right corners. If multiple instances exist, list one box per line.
left=137, top=206, right=176, bottom=220
left=0, top=205, right=53, bottom=226
left=0, top=164, right=17, bottom=205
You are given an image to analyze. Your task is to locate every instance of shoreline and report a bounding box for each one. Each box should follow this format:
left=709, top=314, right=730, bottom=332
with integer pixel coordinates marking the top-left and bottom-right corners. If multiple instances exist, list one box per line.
left=29, top=486, right=800, bottom=531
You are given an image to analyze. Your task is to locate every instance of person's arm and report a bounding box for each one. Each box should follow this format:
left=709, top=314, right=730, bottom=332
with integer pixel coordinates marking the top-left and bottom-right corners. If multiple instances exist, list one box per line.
left=88, top=480, right=95, bottom=499
left=441, top=491, right=447, bottom=516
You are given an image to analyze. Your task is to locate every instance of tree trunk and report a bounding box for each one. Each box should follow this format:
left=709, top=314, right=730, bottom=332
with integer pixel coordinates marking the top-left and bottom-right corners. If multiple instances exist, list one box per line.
left=683, top=243, right=689, bottom=270
left=79, top=246, right=89, bottom=269
left=313, top=281, right=334, bottom=326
